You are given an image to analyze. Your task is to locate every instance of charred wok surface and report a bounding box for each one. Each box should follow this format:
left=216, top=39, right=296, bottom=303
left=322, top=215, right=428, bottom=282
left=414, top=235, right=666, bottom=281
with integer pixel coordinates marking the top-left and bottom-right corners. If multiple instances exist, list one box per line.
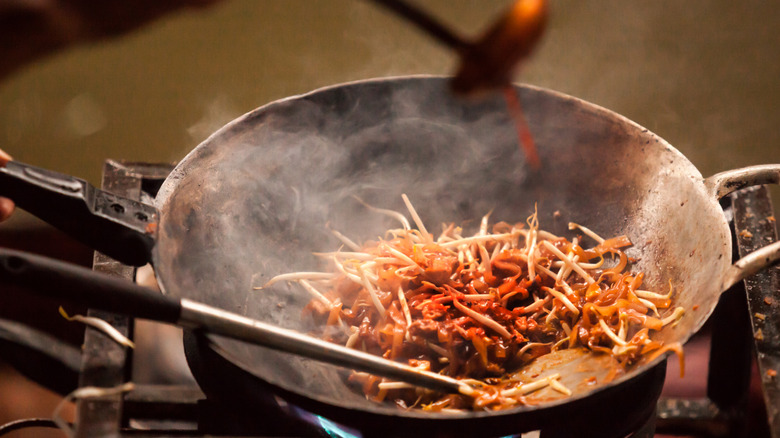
left=154, top=77, right=731, bottom=420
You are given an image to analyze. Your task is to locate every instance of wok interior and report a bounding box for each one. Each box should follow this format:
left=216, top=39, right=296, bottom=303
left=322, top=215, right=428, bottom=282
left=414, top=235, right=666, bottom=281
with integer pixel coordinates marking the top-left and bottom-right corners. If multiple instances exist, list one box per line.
left=154, top=77, right=732, bottom=417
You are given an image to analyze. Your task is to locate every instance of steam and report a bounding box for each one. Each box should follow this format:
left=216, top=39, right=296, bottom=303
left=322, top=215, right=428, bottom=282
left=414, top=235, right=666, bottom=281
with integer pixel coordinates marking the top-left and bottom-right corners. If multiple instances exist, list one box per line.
left=186, top=94, right=241, bottom=145
left=153, top=76, right=714, bottom=408
left=157, top=77, right=539, bottom=327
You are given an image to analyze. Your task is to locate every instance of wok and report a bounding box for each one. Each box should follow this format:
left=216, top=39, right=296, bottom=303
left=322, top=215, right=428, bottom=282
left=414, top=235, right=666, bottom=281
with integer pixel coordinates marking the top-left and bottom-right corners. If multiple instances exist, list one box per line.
left=0, top=76, right=778, bottom=434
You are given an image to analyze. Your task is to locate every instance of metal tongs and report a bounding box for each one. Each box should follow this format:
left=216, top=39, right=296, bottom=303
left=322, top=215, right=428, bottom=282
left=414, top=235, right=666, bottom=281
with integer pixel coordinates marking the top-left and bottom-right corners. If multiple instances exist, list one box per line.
left=369, top=0, right=548, bottom=94
left=0, top=248, right=474, bottom=396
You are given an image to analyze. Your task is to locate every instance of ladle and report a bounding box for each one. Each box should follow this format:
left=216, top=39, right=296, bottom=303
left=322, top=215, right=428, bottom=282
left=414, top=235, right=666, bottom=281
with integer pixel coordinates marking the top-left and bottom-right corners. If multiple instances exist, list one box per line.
left=369, top=0, right=548, bottom=94
left=0, top=247, right=474, bottom=396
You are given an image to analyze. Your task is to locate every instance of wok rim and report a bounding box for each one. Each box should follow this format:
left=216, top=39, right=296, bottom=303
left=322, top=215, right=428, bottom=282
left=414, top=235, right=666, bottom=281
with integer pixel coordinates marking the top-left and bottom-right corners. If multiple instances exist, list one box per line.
left=151, top=75, right=728, bottom=420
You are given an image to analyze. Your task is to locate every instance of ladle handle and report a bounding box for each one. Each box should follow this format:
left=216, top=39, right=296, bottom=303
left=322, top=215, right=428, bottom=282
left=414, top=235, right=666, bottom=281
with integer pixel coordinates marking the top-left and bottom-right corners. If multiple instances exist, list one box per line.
left=0, top=161, right=157, bottom=266
left=368, top=0, right=468, bottom=50
left=0, top=248, right=181, bottom=323
left=0, top=248, right=472, bottom=396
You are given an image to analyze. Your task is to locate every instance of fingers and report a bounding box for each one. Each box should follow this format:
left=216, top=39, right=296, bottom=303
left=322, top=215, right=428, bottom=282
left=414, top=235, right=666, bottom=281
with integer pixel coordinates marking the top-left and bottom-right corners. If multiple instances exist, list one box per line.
left=0, top=197, right=14, bottom=223
left=0, top=148, right=13, bottom=221
left=0, top=148, right=11, bottom=166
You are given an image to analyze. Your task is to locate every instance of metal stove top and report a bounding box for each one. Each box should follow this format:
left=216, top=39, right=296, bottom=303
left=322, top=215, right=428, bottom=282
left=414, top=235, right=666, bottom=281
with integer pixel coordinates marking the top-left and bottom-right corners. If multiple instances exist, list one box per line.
left=2, top=159, right=776, bottom=438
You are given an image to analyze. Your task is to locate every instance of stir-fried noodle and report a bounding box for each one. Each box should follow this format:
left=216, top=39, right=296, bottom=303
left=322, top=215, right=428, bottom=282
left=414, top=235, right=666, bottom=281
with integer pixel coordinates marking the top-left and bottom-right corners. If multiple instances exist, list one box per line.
left=260, top=196, right=684, bottom=410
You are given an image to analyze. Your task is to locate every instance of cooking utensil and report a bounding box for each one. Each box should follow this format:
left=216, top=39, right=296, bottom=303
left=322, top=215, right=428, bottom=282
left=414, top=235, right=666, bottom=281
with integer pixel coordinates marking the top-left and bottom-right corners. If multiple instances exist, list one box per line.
left=0, top=247, right=470, bottom=395
left=370, top=0, right=548, bottom=93
left=0, top=76, right=777, bottom=434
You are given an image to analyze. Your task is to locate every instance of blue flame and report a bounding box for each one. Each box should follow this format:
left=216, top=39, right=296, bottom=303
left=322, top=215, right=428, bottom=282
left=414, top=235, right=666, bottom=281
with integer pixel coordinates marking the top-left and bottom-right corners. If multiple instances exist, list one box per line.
left=314, top=415, right=362, bottom=438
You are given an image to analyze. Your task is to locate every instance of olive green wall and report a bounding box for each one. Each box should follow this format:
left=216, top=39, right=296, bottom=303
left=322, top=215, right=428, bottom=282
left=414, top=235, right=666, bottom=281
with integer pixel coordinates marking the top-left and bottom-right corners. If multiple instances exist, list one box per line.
left=1, top=0, right=777, bottom=229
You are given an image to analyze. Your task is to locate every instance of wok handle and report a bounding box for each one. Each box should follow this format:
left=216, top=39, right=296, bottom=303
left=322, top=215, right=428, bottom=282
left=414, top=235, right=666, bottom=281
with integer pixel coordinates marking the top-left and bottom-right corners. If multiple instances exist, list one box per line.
left=0, top=248, right=181, bottom=324
left=704, top=164, right=780, bottom=290
left=704, top=164, right=780, bottom=200
left=0, top=161, right=157, bottom=266
left=719, top=240, right=780, bottom=292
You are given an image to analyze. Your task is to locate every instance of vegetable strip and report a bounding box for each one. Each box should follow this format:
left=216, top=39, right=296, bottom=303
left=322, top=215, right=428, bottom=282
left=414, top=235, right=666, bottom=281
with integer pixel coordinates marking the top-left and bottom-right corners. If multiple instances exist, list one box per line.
left=268, top=197, right=684, bottom=411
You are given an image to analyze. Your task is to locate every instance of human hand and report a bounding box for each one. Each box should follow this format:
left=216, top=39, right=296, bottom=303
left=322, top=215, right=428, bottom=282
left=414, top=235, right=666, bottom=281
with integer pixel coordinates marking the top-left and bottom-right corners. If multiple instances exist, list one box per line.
left=0, top=0, right=225, bottom=80
left=0, top=148, right=14, bottom=222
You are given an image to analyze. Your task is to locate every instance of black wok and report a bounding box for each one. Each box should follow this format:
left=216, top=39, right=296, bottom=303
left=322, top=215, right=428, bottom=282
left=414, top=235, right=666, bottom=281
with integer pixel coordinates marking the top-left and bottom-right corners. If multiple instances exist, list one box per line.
left=1, top=76, right=778, bottom=434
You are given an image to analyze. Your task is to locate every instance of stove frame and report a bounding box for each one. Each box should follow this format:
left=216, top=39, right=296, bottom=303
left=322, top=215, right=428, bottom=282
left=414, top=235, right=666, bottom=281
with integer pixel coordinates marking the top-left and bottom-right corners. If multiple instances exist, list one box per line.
left=57, top=160, right=780, bottom=437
